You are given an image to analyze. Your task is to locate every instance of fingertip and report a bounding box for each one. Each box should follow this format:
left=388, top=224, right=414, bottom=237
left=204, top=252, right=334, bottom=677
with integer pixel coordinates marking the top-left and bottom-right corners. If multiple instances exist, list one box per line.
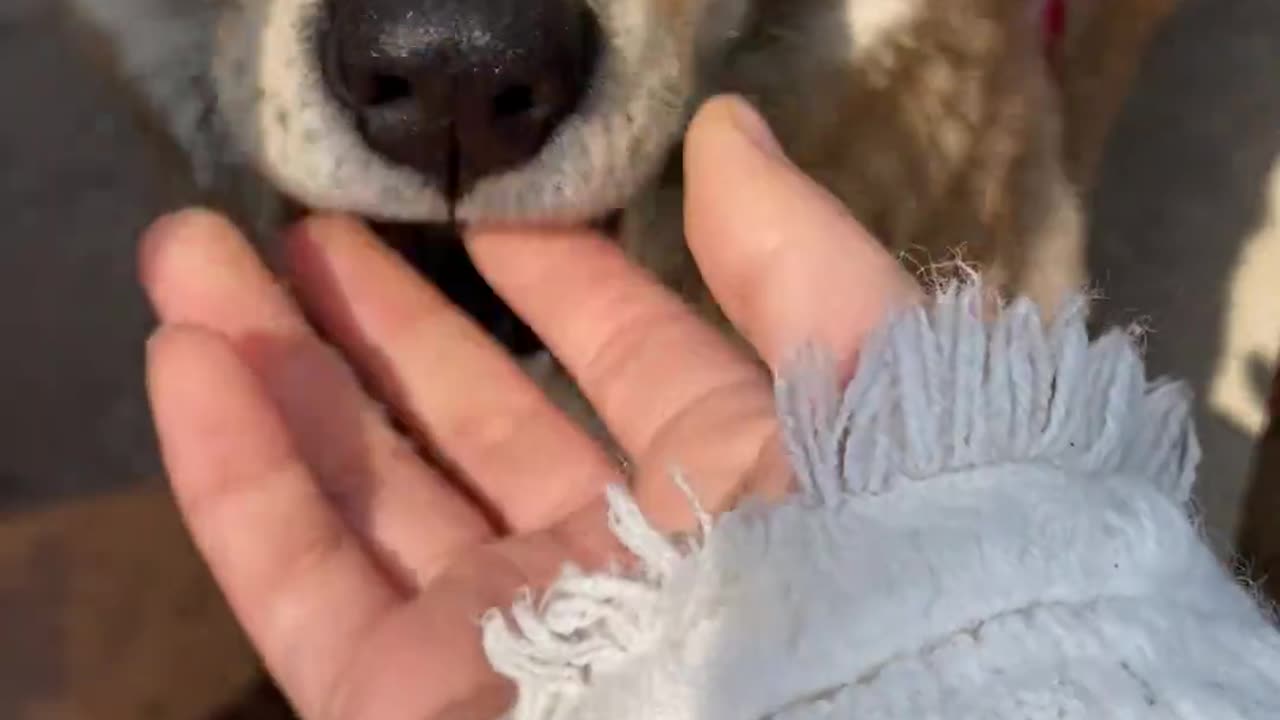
left=681, top=97, right=921, bottom=375
left=145, top=323, right=237, bottom=390
left=285, top=212, right=371, bottom=250
left=137, top=206, right=266, bottom=323
left=686, top=94, right=785, bottom=165
left=686, top=94, right=738, bottom=148
left=141, top=206, right=234, bottom=246
left=463, top=224, right=610, bottom=282
left=284, top=213, right=407, bottom=293
left=138, top=207, right=238, bottom=292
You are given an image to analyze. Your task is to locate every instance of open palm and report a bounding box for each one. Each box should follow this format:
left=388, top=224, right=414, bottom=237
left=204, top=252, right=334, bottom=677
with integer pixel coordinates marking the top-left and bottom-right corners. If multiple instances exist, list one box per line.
left=142, top=97, right=918, bottom=720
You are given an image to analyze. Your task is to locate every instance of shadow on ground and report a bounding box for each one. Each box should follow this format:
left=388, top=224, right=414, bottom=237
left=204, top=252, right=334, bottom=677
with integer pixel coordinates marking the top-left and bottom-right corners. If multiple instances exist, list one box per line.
left=1086, top=0, right=1280, bottom=552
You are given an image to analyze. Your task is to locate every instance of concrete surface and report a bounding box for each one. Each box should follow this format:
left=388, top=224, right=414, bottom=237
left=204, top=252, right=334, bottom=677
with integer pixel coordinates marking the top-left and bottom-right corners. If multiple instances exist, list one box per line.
left=0, top=0, right=1277, bottom=717
left=1085, top=0, right=1280, bottom=551
left=0, top=0, right=170, bottom=513
left=0, top=0, right=260, bottom=717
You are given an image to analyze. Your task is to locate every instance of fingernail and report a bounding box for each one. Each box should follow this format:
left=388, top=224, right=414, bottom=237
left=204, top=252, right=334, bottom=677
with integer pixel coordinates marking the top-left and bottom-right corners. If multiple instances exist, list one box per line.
left=725, top=96, right=785, bottom=159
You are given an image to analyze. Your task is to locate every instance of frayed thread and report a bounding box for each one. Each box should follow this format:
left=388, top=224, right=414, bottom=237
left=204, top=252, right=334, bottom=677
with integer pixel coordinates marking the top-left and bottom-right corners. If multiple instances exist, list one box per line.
left=778, top=280, right=1199, bottom=503
left=481, top=279, right=1202, bottom=720
left=481, top=484, right=691, bottom=720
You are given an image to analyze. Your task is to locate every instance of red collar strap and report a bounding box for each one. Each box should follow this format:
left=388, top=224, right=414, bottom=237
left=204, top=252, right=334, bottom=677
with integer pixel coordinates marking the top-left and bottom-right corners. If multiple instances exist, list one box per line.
left=1042, top=0, right=1069, bottom=61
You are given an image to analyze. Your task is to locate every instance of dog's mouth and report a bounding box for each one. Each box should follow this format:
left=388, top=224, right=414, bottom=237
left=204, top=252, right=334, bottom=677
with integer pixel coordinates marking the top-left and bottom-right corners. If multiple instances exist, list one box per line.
left=362, top=211, right=623, bottom=358
left=279, top=180, right=621, bottom=357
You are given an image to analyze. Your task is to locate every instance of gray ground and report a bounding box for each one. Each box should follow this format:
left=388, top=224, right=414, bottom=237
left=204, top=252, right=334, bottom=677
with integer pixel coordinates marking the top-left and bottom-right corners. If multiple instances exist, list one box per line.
left=0, top=0, right=184, bottom=513
left=0, top=0, right=1277, bottom=716
left=1086, top=0, right=1280, bottom=550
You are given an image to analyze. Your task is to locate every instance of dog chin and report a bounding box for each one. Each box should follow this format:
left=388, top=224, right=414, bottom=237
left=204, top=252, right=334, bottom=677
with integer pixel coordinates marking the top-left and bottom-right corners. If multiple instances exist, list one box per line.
left=212, top=0, right=693, bottom=227
left=358, top=210, right=620, bottom=357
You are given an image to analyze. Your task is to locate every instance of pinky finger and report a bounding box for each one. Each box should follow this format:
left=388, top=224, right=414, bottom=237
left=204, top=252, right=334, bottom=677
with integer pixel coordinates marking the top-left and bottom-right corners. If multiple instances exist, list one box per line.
left=146, top=324, right=403, bottom=718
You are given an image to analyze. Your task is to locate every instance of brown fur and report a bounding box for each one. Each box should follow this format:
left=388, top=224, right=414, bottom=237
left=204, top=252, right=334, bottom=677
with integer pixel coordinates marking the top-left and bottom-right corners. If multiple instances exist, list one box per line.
left=621, top=0, right=1087, bottom=329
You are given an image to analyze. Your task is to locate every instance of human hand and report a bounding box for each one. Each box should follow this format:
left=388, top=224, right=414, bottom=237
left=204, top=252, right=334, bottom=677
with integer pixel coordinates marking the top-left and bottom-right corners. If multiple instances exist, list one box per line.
left=141, top=96, right=920, bottom=720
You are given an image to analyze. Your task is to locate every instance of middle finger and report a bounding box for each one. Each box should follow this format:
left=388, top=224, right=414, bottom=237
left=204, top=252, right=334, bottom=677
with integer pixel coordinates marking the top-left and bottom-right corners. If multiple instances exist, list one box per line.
left=465, top=229, right=780, bottom=524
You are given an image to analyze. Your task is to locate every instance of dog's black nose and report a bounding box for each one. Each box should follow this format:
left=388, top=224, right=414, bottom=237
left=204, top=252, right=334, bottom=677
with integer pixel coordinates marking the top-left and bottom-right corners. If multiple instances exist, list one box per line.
left=322, top=0, right=600, bottom=198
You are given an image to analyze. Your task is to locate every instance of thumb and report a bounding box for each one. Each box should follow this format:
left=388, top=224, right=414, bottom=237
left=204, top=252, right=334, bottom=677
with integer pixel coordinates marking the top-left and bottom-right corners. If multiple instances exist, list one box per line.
left=683, top=95, right=921, bottom=378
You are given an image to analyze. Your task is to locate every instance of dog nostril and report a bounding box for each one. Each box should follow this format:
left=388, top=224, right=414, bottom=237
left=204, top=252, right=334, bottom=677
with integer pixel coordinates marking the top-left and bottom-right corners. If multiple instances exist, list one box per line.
left=492, top=85, right=536, bottom=120
left=365, top=74, right=413, bottom=107
left=339, top=71, right=415, bottom=108
left=322, top=0, right=601, bottom=197
left=326, top=44, right=416, bottom=110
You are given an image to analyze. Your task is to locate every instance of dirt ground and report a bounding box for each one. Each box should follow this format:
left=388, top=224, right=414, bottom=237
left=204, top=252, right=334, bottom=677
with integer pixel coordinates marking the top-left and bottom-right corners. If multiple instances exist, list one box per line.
left=1, top=0, right=1278, bottom=717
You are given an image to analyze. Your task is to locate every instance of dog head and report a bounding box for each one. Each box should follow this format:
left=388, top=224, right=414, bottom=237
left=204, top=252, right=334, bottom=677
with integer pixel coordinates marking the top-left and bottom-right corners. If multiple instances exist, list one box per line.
left=72, top=0, right=946, bottom=229
left=210, top=0, right=759, bottom=226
